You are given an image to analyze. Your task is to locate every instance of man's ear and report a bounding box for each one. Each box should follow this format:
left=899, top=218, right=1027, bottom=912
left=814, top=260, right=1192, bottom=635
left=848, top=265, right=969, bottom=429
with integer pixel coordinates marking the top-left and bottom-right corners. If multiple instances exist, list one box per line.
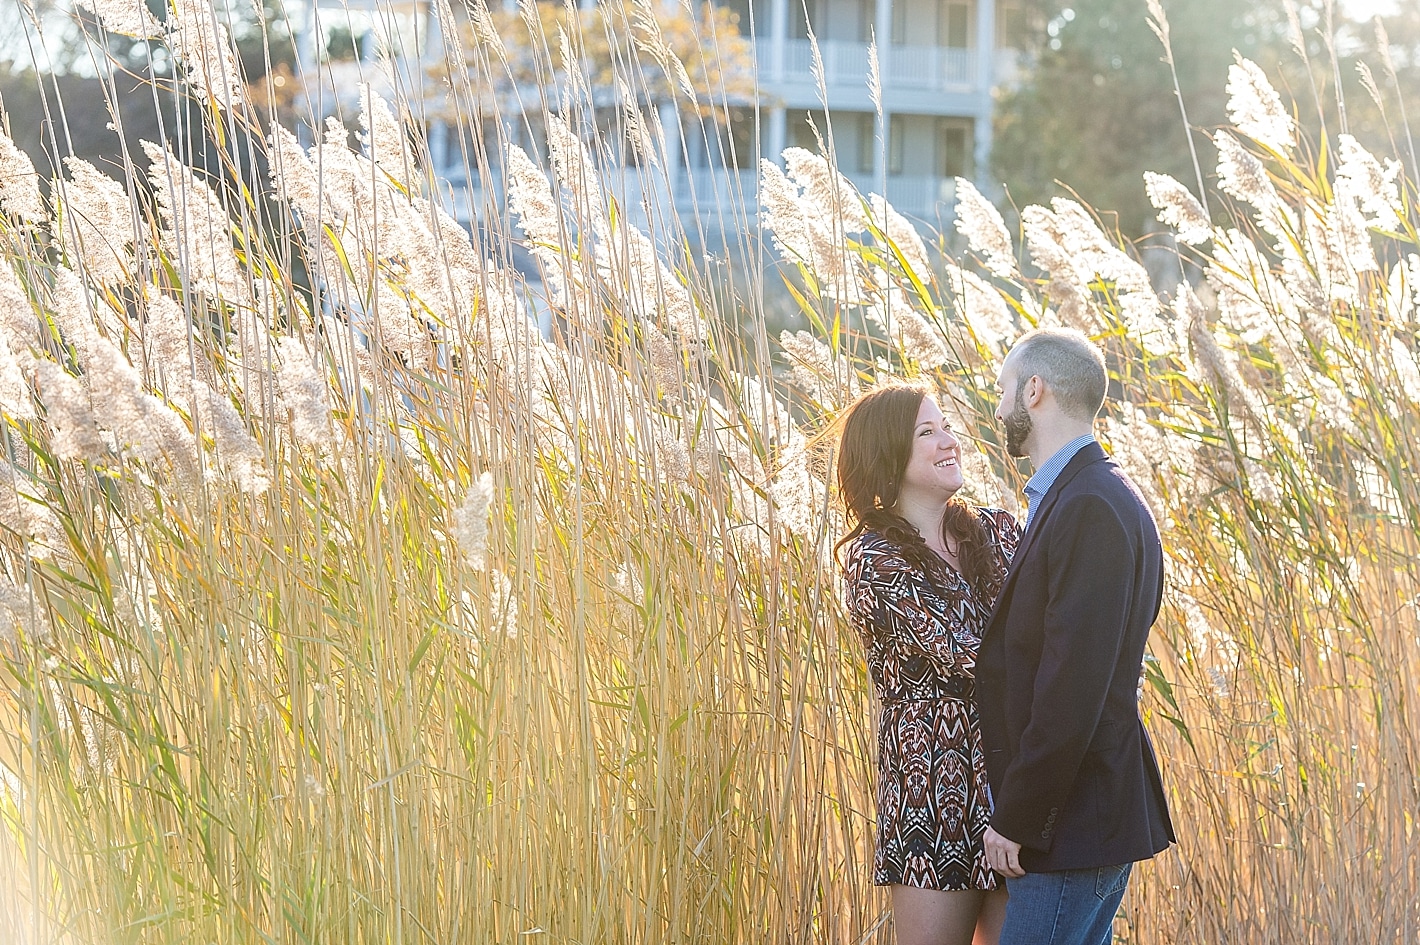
left=1024, top=374, right=1046, bottom=409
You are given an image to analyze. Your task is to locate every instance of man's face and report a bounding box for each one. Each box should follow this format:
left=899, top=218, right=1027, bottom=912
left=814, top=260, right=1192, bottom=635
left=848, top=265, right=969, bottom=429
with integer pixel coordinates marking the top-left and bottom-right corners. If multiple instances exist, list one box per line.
left=995, top=360, right=1033, bottom=458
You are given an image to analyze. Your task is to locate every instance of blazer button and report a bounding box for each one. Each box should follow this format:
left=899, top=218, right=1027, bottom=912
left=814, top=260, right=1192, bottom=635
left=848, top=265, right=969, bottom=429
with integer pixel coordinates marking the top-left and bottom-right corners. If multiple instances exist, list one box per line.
left=1041, top=830, right=1050, bottom=839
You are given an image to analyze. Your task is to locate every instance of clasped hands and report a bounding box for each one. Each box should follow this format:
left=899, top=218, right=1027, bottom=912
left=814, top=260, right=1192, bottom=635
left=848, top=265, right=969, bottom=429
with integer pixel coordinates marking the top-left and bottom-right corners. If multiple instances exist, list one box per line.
left=982, top=826, right=1025, bottom=878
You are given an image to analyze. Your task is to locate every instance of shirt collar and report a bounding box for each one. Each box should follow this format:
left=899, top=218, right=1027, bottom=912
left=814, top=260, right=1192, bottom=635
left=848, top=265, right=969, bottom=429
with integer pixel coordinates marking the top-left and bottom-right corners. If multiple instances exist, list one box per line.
left=1023, top=434, right=1097, bottom=526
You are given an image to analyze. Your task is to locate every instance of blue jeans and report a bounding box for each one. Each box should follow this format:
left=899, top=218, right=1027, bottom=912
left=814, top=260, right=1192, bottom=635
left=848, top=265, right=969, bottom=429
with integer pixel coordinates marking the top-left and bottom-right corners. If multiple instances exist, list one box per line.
left=998, top=862, right=1133, bottom=945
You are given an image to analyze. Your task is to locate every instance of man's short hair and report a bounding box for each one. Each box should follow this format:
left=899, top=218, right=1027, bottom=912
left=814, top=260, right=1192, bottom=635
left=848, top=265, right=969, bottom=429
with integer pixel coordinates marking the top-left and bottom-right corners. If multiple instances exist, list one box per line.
left=1009, top=328, right=1107, bottom=420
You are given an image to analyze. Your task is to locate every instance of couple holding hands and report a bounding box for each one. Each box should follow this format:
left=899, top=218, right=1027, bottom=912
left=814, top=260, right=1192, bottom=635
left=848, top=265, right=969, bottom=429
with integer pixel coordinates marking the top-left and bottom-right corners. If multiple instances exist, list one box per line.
left=837, top=328, right=1175, bottom=945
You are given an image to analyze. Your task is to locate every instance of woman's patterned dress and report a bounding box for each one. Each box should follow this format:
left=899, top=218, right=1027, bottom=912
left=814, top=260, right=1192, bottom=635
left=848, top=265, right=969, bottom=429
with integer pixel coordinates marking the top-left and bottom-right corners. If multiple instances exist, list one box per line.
left=843, top=508, right=1022, bottom=890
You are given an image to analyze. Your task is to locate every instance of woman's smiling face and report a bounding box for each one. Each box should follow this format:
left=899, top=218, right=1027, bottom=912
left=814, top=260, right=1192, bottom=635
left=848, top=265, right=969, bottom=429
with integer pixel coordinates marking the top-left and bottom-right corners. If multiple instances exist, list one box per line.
left=898, top=397, right=963, bottom=500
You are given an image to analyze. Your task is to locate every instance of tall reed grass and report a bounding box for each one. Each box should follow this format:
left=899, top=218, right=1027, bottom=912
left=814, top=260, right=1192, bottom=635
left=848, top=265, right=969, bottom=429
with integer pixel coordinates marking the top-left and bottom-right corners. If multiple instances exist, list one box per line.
left=0, top=1, right=1416, bottom=942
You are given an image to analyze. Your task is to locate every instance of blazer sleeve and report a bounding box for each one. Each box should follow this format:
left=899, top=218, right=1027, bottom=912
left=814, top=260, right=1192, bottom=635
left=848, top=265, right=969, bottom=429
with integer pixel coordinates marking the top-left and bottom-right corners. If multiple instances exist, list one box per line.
left=844, top=540, right=966, bottom=677
left=989, top=492, right=1135, bottom=851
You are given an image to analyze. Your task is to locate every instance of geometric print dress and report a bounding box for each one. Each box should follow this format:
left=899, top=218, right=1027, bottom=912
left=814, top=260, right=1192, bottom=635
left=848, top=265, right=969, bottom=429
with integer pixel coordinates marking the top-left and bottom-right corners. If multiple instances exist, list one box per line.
left=843, top=508, right=1022, bottom=890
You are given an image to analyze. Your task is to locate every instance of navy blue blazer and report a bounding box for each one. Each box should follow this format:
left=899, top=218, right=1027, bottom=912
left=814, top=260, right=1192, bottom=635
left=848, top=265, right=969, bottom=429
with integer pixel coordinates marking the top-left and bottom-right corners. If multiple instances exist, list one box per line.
left=975, top=441, right=1175, bottom=872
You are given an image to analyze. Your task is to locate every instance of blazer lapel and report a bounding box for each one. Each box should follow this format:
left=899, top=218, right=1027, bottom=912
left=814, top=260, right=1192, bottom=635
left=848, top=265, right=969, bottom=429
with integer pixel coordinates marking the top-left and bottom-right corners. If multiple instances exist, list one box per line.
left=982, top=442, right=1108, bottom=635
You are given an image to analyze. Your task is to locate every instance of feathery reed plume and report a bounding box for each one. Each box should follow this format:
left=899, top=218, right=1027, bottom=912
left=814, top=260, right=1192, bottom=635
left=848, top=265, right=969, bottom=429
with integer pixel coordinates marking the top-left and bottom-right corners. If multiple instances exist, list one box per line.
left=189, top=382, right=268, bottom=493
left=779, top=329, right=854, bottom=405
left=483, top=568, right=519, bottom=636
left=785, top=147, right=872, bottom=233
left=268, top=124, right=329, bottom=224
left=451, top=472, right=496, bottom=570
left=1226, top=55, right=1296, bottom=154
left=1323, top=195, right=1378, bottom=276
left=0, top=264, right=37, bottom=347
left=867, top=39, right=882, bottom=118
left=0, top=125, right=45, bottom=224
left=868, top=194, right=932, bottom=286
left=85, top=337, right=202, bottom=480
left=467, top=0, right=507, bottom=61
left=1181, top=284, right=1270, bottom=435
left=1386, top=336, right=1420, bottom=403
left=1385, top=253, right=1419, bottom=324
left=273, top=337, right=333, bottom=447
left=53, top=157, right=136, bottom=287
left=1098, top=402, right=1181, bottom=515
left=32, top=359, right=106, bottom=463
left=1335, top=134, right=1402, bottom=230
left=76, top=0, right=162, bottom=36
left=360, top=85, right=415, bottom=188
left=505, top=144, right=584, bottom=308
left=1144, top=171, right=1212, bottom=245
left=50, top=267, right=106, bottom=363
left=0, top=573, right=37, bottom=644
left=0, top=333, right=34, bottom=421
left=142, top=141, right=252, bottom=303
left=166, top=0, right=248, bottom=111
left=546, top=114, right=606, bottom=226
left=760, top=150, right=871, bottom=303
left=1301, top=204, right=1363, bottom=304
left=618, top=81, right=661, bottom=167
left=942, top=260, right=1014, bottom=355
left=1213, top=130, right=1295, bottom=245
left=1021, top=204, right=1096, bottom=331
left=0, top=459, right=60, bottom=553
left=1047, top=198, right=1169, bottom=346
left=952, top=178, right=1017, bottom=278
left=141, top=295, right=202, bottom=394
left=864, top=293, right=950, bottom=367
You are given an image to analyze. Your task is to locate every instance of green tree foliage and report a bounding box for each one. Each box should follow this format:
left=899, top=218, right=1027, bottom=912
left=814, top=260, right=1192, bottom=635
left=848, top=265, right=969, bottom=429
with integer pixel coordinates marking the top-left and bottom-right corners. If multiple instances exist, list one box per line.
left=993, top=0, right=1420, bottom=239
left=993, top=0, right=1282, bottom=236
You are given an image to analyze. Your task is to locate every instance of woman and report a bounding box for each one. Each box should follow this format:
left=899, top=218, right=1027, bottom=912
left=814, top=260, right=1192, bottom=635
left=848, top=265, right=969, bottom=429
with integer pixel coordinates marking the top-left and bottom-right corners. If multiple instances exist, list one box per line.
left=836, top=383, right=1022, bottom=945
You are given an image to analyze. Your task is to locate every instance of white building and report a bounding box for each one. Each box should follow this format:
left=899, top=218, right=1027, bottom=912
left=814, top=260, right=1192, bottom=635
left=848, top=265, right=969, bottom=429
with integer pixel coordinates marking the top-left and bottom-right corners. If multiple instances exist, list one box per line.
left=678, top=0, right=1026, bottom=223
left=296, top=0, right=1027, bottom=231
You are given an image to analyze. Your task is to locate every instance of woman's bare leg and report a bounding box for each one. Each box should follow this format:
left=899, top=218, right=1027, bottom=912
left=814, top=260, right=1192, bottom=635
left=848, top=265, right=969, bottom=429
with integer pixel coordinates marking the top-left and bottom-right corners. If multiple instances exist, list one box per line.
left=891, top=886, right=985, bottom=945
left=972, top=887, right=1008, bottom=945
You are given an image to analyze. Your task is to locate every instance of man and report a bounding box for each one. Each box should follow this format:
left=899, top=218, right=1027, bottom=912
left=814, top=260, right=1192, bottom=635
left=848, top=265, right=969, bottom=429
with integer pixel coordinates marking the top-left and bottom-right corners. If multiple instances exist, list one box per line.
left=976, top=328, right=1175, bottom=945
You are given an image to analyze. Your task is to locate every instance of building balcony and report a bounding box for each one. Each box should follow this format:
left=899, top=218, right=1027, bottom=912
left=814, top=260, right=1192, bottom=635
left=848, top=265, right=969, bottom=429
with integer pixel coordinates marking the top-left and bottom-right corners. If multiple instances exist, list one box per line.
left=759, top=39, right=981, bottom=95
left=673, top=166, right=957, bottom=225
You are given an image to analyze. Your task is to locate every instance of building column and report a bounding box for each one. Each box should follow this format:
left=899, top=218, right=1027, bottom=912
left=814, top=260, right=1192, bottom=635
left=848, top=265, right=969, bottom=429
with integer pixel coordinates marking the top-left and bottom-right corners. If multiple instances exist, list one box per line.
left=874, top=0, right=893, bottom=178
left=973, top=0, right=995, bottom=184
left=769, top=0, right=789, bottom=82
left=766, top=105, right=787, bottom=165
left=659, top=100, right=684, bottom=205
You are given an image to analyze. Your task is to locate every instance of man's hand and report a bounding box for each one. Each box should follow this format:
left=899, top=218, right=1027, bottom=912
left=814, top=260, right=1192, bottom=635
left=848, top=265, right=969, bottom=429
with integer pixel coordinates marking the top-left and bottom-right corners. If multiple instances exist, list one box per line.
left=983, top=826, right=1025, bottom=878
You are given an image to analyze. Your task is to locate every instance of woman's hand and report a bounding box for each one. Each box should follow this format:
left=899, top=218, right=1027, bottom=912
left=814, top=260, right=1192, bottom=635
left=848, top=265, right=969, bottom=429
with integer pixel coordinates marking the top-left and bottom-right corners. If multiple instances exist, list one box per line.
left=983, top=826, right=1025, bottom=878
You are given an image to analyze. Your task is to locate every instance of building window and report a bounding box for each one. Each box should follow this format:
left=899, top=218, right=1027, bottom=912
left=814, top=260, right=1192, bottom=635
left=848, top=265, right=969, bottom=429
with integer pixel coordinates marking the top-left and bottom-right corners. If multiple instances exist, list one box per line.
left=891, top=0, right=906, bottom=45
left=998, top=2, right=1031, bottom=49
left=888, top=115, right=904, bottom=175
left=858, top=113, right=876, bottom=175
left=939, top=0, right=971, bottom=49
left=724, top=106, right=758, bottom=170
left=789, top=0, right=818, bottom=40
left=787, top=109, right=821, bottom=153
left=937, top=119, right=971, bottom=178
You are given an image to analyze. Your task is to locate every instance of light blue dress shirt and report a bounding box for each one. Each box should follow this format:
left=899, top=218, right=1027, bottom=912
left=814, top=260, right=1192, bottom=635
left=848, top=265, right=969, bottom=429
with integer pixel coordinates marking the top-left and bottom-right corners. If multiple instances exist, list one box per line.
left=1022, top=434, right=1098, bottom=531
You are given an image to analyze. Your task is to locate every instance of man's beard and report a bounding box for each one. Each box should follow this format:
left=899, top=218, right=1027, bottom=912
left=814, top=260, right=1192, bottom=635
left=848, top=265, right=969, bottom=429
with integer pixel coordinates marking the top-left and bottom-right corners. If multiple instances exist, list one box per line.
left=1003, top=386, right=1032, bottom=457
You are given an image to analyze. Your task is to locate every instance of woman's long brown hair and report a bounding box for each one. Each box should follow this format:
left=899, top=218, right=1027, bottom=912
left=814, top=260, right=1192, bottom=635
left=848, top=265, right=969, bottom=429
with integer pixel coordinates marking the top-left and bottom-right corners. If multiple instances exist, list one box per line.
left=832, top=384, right=1004, bottom=598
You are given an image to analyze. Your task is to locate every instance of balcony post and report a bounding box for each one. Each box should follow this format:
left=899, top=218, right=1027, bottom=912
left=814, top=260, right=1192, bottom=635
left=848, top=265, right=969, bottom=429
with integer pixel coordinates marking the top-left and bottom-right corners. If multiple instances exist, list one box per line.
left=769, top=0, right=789, bottom=81
left=874, top=0, right=892, bottom=100
left=872, top=0, right=892, bottom=179
left=766, top=106, right=787, bottom=165
left=973, top=0, right=994, bottom=183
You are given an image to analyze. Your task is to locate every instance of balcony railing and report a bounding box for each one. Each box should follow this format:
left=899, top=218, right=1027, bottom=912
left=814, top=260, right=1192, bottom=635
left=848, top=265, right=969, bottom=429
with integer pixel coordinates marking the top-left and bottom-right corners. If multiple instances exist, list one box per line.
left=673, top=166, right=956, bottom=222
left=760, top=39, right=981, bottom=93
left=888, top=46, right=976, bottom=90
